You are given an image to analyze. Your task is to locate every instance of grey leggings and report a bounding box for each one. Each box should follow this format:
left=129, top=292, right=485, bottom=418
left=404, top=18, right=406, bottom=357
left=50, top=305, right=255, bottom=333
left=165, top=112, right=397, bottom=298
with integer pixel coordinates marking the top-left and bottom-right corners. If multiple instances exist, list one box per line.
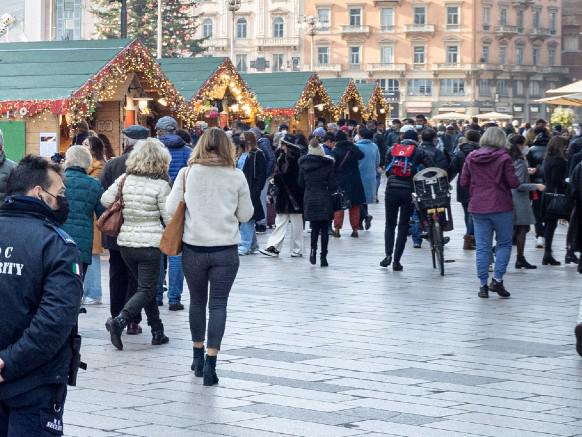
left=183, top=244, right=239, bottom=350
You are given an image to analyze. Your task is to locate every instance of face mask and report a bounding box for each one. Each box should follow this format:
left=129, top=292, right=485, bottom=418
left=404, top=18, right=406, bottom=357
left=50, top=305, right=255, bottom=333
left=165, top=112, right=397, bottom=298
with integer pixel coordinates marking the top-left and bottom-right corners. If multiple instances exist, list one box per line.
left=41, top=189, right=70, bottom=226
left=415, top=125, right=423, bottom=130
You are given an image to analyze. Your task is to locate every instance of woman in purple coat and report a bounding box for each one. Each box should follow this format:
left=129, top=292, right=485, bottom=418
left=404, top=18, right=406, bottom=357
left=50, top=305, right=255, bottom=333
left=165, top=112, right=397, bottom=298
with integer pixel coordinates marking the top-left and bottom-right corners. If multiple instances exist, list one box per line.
left=461, top=127, right=520, bottom=299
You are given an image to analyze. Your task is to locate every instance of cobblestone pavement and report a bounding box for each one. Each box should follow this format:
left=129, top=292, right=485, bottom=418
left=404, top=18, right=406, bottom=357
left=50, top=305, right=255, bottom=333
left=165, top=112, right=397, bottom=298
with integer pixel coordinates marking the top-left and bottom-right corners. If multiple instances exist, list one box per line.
left=69, top=200, right=582, bottom=437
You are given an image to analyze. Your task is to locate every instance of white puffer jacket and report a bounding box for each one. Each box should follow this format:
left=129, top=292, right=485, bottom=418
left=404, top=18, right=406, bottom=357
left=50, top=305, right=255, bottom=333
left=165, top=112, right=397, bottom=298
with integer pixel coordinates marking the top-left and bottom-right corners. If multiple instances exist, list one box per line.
left=101, top=174, right=171, bottom=248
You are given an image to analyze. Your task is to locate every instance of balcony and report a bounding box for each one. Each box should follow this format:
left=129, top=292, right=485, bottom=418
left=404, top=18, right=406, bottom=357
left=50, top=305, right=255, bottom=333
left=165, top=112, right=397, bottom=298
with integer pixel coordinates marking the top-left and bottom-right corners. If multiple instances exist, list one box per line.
left=257, top=37, right=300, bottom=48
left=379, top=25, right=396, bottom=33
left=340, top=25, right=372, bottom=37
left=405, top=24, right=435, bottom=35
left=314, top=64, right=342, bottom=73
left=433, top=63, right=472, bottom=72
left=374, top=0, right=402, bottom=4
left=529, top=28, right=551, bottom=39
left=368, top=63, right=407, bottom=73
left=512, top=0, right=535, bottom=6
left=200, top=38, right=229, bottom=48
left=495, top=25, right=519, bottom=37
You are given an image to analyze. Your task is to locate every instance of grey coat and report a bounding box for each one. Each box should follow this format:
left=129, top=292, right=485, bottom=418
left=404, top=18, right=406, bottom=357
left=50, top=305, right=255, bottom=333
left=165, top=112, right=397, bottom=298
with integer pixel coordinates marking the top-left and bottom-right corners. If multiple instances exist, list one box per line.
left=0, top=151, right=16, bottom=202
left=511, top=158, right=537, bottom=225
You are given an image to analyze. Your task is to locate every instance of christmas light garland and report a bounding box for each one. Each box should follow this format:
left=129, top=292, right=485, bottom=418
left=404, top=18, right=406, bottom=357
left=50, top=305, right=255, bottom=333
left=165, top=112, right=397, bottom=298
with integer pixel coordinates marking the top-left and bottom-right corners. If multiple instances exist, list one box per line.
left=364, top=84, right=390, bottom=120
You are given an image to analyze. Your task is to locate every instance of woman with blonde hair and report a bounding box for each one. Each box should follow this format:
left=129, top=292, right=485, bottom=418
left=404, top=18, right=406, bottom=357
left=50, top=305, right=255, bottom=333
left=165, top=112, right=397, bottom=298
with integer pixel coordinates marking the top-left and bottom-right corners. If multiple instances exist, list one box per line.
left=101, top=138, right=172, bottom=350
left=167, top=127, right=253, bottom=386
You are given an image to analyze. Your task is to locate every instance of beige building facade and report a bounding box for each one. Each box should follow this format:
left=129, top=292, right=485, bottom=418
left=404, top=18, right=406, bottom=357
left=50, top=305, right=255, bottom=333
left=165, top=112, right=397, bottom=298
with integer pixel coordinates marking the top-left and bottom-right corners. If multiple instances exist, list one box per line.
left=196, top=0, right=305, bottom=73
left=304, top=0, right=568, bottom=120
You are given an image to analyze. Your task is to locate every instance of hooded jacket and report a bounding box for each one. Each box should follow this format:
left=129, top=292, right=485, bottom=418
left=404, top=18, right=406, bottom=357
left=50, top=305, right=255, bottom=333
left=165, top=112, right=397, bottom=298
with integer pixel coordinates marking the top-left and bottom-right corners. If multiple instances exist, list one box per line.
left=527, top=129, right=550, bottom=183
left=0, top=150, right=16, bottom=202
left=159, top=134, right=192, bottom=183
left=298, top=154, right=337, bottom=221
left=460, top=147, right=520, bottom=214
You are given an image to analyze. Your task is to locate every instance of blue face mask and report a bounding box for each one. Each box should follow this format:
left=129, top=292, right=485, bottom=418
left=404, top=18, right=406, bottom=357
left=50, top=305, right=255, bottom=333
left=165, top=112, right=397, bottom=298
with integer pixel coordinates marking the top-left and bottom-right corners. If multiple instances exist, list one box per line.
left=415, top=125, right=424, bottom=130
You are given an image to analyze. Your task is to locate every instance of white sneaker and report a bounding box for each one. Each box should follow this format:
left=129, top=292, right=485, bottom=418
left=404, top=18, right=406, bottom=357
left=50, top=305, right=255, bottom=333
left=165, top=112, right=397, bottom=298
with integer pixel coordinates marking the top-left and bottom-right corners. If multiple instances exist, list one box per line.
left=82, top=296, right=101, bottom=305
left=290, top=252, right=303, bottom=258
left=536, top=237, right=545, bottom=248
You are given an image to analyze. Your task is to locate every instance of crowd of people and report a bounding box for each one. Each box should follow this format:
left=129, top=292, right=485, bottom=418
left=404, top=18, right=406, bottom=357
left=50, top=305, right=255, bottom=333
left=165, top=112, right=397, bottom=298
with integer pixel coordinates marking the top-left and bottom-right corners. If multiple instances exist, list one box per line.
left=1, top=111, right=582, bottom=435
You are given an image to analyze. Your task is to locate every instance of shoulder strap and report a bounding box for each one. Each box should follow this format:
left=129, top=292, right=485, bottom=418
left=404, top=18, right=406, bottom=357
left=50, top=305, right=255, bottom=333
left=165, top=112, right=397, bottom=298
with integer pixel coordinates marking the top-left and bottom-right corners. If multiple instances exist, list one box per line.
left=116, top=175, right=127, bottom=206
left=337, top=151, right=351, bottom=171
left=182, top=167, right=190, bottom=196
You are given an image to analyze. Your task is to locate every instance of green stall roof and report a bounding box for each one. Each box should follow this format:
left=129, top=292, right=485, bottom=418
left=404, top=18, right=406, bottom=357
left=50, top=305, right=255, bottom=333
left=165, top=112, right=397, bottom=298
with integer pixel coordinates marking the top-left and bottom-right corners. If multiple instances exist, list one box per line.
left=321, top=78, right=351, bottom=104
left=356, top=83, right=378, bottom=105
left=0, top=39, right=133, bottom=101
left=242, top=72, right=314, bottom=109
left=159, top=57, right=227, bottom=99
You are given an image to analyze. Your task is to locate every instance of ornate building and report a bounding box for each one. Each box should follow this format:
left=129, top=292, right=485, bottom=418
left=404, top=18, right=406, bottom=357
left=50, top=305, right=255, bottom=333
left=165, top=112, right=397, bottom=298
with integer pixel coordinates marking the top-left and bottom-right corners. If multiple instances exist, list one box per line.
left=303, top=0, right=568, bottom=120
left=562, top=0, right=582, bottom=82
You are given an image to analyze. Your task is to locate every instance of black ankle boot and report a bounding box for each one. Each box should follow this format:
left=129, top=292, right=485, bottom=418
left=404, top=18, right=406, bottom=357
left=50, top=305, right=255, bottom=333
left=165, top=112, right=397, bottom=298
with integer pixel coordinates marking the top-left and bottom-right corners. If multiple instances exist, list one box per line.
left=380, top=256, right=392, bottom=268
left=393, top=261, right=403, bottom=271
left=542, top=253, right=561, bottom=266
left=203, top=355, right=219, bottom=386
left=515, top=256, right=537, bottom=269
left=105, top=315, right=127, bottom=350
left=565, top=251, right=580, bottom=265
left=309, top=249, right=317, bottom=265
left=151, top=322, right=170, bottom=346
left=191, top=347, right=205, bottom=377
left=320, top=252, right=328, bottom=267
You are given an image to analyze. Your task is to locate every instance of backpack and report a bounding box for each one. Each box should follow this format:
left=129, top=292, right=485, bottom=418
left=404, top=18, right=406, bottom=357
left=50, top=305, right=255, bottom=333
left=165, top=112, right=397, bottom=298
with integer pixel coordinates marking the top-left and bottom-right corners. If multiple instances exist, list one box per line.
left=387, top=143, right=417, bottom=177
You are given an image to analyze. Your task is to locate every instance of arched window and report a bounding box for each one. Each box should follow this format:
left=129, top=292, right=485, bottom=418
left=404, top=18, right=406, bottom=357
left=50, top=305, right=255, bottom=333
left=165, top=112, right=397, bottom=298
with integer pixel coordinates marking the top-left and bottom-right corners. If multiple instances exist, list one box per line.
left=202, top=19, right=213, bottom=38
left=273, top=17, right=284, bottom=38
left=237, top=18, right=248, bottom=39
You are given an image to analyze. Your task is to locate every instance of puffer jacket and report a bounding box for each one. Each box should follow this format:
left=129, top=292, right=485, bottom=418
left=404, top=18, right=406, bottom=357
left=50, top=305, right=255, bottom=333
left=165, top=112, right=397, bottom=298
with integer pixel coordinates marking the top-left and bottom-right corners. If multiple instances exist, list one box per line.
left=101, top=174, right=171, bottom=248
left=159, top=134, right=192, bottom=183
left=0, top=151, right=16, bottom=202
left=527, top=129, right=550, bottom=183
left=61, top=167, right=105, bottom=265
left=298, top=154, right=337, bottom=221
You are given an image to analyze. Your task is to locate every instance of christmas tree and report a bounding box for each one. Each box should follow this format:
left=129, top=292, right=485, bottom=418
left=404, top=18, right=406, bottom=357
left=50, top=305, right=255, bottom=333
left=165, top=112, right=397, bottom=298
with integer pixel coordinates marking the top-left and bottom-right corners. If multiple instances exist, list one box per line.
left=92, top=0, right=205, bottom=57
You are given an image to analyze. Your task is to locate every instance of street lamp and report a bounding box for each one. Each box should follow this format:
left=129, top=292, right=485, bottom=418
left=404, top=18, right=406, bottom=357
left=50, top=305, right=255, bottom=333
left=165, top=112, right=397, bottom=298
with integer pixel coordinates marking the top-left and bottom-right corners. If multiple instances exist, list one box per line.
left=157, top=0, right=163, bottom=59
left=302, top=16, right=320, bottom=72
left=227, top=0, right=242, bottom=63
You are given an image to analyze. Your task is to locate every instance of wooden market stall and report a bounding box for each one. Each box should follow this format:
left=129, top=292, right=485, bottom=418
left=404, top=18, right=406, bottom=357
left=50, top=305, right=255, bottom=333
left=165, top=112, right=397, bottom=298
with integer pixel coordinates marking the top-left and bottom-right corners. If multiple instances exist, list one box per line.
left=242, top=72, right=332, bottom=135
left=322, top=79, right=365, bottom=123
left=0, top=38, right=190, bottom=160
left=357, top=82, right=390, bottom=126
left=160, top=57, right=261, bottom=128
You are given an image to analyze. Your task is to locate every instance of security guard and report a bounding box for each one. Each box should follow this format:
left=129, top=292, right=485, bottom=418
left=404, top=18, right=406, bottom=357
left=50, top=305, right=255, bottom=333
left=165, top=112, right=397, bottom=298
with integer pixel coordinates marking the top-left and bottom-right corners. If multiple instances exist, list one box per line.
left=0, top=155, right=83, bottom=437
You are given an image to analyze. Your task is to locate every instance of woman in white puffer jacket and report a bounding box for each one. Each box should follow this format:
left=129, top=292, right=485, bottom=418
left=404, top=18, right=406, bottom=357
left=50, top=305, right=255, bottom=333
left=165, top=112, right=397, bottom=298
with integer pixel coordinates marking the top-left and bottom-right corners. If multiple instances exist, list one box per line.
left=101, top=138, right=172, bottom=351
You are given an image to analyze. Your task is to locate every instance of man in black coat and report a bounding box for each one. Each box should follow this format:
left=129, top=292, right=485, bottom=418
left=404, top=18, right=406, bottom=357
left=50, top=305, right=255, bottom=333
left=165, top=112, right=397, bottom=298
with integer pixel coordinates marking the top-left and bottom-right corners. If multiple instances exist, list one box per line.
left=100, top=125, right=149, bottom=334
left=0, top=156, right=83, bottom=436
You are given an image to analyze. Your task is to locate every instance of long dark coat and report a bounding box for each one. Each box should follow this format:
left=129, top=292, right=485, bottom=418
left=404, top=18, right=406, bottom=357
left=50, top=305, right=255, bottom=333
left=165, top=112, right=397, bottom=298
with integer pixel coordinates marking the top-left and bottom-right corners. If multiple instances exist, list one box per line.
left=242, top=149, right=267, bottom=221
left=330, top=140, right=366, bottom=207
left=570, top=162, right=582, bottom=251
left=273, top=146, right=304, bottom=214
left=298, top=155, right=337, bottom=221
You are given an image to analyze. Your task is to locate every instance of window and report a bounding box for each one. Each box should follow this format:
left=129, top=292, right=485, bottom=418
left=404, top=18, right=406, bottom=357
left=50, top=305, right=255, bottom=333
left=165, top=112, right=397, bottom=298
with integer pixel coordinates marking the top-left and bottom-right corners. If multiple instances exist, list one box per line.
left=483, top=7, right=491, bottom=29
left=440, top=79, right=465, bottom=96
left=414, top=7, right=426, bottom=25
left=516, top=45, right=524, bottom=65
left=564, top=35, right=580, bottom=51
left=497, top=79, right=510, bottom=97
left=479, top=79, right=492, bottom=97
left=236, top=54, right=247, bottom=72
left=380, top=79, right=400, bottom=94
left=500, top=8, right=508, bottom=26
left=516, top=9, right=524, bottom=31
left=408, top=79, right=432, bottom=96
left=533, top=9, right=540, bottom=28
left=349, top=8, right=361, bottom=26
left=514, top=80, right=525, bottom=97
left=55, top=0, right=82, bottom=40
left=413, top=46, right=425, bottom=64
left=482, top=44, right=490, bottom=63
left=549, top=10, right=557, bottom=34
left=499, top=46, right=507, bottom=64
left=317, top=47, right=329, bottom=65
left=549, top=46, right=556, bottom=65
left=349, top=46, right=361, bottom=65
left=532, top=47, right=540, bottom=65
left=273, top=17, right=284, bottom=38
left=447, top=45, right=459, bottom=64
left=381, top=46, right=394, bottom=64
left=272, top=54, right=284, bottom=72
left=529, top=80, right=542, bottom=97
left=202, top=19, right=213, bottom=38
left=447, top=6, right=459, bottom=27
left=381, top=8, right=394, bottom=31
left=317, top=8, right=330, bottom=30
left=236, top=18, right=248, bottom=39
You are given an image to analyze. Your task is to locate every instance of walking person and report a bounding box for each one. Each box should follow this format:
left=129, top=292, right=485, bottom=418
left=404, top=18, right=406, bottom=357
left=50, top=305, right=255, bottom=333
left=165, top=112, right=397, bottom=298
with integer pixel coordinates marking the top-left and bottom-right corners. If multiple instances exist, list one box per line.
left=166, top=128, right=253, bottom=386
left=571, top=160, right=582, bottom=356
left=355, top=128, right=381, bottom=231
left=101, top=138, right=172, bottom=350
left=251, top=122, right=275, bottom=234
left=508, top=135, right=545, bottom=269
left=527, top=120, right=551, bottom=248
left=299, top=138, right=337, bottom=267
left=259, top=133, right=305, bottom=257
left=237, top=131, right=267, bottom=255
left=460, top=127, right=520, bottom=298
left=0, top=129, right=16, bottom=203
left=331, top=131, right=366, bottom=238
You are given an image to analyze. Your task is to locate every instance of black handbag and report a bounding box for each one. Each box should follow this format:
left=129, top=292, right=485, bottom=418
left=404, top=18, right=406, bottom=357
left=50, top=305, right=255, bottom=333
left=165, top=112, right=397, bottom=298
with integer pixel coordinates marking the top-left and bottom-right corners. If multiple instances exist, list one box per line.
left=543, top=192, right=574, bottom=220
left=332, top=189, right=346, bottom=212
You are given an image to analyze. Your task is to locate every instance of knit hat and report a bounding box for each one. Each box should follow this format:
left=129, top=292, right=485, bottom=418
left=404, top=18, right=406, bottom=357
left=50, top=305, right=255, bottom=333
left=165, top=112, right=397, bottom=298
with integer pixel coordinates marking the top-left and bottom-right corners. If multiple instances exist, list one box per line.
left=308, top=139, right=324, bottom=156
left=312, top=127, right=326, bottom=139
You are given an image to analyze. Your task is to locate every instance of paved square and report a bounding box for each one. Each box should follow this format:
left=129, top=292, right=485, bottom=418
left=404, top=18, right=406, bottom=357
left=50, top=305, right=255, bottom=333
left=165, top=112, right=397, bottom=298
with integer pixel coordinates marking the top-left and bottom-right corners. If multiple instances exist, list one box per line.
left=70, top=201, right=582, bottom=436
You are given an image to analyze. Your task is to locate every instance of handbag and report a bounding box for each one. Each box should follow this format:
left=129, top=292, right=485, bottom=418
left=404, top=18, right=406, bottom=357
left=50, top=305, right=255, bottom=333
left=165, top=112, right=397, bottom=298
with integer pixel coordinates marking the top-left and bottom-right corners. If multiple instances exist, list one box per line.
left=160, top=168, right=190, bottom=256
left=543, top=191, right=574, bottom=220
left=331, top=151, right=352, bottom=211
left=96, top=175, right=127, bottom=237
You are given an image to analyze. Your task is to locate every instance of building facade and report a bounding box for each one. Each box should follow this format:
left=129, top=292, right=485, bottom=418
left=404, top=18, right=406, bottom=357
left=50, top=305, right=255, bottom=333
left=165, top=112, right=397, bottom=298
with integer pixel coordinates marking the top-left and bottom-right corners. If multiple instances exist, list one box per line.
left=304, top=0, right=568, bottom=120
left=562, top=0, right=582, bottom=82
left=196, top=0, right=305, bottom=73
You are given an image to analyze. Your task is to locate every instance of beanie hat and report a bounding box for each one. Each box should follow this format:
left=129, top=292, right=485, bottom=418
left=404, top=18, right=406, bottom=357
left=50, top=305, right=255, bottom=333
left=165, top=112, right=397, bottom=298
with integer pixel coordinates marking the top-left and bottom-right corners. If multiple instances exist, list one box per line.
left=308, top=139, right=324, bottom=156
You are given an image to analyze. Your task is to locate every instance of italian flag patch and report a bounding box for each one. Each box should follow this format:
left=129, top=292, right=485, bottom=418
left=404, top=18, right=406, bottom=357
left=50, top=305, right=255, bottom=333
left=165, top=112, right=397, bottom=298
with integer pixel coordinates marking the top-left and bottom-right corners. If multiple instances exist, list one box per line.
left=72, top=263, right=81, bottom=276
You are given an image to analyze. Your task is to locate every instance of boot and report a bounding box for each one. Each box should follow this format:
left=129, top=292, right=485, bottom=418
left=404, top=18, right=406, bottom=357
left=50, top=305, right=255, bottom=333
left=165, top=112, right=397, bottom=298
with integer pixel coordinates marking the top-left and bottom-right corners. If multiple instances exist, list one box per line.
left=380, top=256, right=392, bottom=268
left=393, top=261, right=403, bottom=271
left=463, top=235, right=476, bottom=250
left=203, top=355, right=219, bottom=386
left=151, top=322, right=170, bottom=346
left=478, top=285, right=489, bottom=298
left=191, top=347, right=205, bottom=377
left=490, top=279, right=511, bottom=298
left=515, top=256, right=537, bottom=269
left=105, top=315, right=127, bottom=351
left=309, top=248, right=317, bottom=265
left=542, top=253, right=561, bottom=266
left=565, top=250, right=580, bottom=265
left=320, top=252, right=329, bottom=268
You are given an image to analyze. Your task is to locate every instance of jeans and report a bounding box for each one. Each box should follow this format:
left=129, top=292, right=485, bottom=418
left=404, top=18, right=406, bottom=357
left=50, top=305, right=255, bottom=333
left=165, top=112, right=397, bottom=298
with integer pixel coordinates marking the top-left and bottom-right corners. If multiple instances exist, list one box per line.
left=120, top=246, right=162, bottom=328
left=410, top=210, right=422, bottom=245
left=183, top=244, right=239, bottom=350
left=0, top=384, right=67, bottom=437
left=473, top=211, right=513, bottom=286
left=108, top=250, right=139, bottom=322
left=168, top=256, right=184, bottom=304
left=310, top=220, right=330, bottom=254
left=156, top=257, right=165, bottom=304
left=384, top=188, right=414, bottom=263
left=83, top=254, right=102, bottom=300
left=239, top=219, right=258, bottom=254
left=462, top=203, right=474, bottom=236
left=256, top=180, right=269, bottom=226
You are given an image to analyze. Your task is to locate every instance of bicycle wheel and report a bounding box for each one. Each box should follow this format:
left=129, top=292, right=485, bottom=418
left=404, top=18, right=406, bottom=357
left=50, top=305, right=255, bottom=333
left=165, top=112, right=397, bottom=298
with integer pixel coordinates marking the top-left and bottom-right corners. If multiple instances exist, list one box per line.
left=433, top=221, right=445, bottom=276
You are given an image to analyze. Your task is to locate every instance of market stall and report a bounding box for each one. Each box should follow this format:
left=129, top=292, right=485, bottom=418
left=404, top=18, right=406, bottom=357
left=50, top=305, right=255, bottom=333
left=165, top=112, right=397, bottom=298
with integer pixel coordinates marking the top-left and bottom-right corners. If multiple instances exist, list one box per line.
left=0, top=38, right=190, bottom=160
left=356, top=82, right=390, bottom=126
left=160, top=57, right=261, bottom=128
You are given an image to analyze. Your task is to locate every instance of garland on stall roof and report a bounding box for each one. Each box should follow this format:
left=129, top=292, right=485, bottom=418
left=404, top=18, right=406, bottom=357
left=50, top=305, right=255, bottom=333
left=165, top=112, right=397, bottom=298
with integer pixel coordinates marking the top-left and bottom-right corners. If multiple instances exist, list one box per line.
left=332, top=81, right=366, bottom=119
left=263, top=108, right=296, bottom=118
left=365, top=84, right=389, bottom=119
left=0, top=99, right=67, bottom=119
